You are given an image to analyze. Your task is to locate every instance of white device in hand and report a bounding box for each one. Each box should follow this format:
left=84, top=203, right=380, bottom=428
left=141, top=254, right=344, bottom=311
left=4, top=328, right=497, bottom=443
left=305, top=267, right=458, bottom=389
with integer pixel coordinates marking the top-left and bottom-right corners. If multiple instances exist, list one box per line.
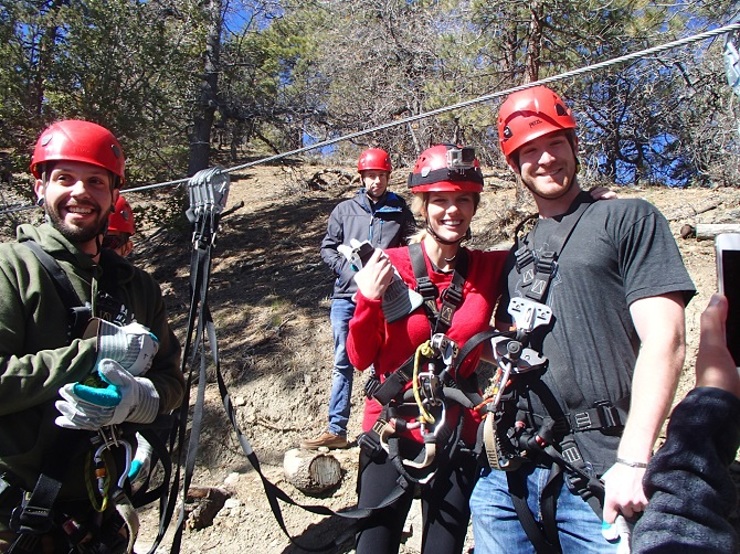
left=715, top=233, right=740, bottom=366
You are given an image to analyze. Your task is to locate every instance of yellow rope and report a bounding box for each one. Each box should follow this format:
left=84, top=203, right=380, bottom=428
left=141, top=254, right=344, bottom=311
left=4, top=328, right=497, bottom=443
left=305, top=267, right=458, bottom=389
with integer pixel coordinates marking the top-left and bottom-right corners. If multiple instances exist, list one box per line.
left=412, top=341, right=436, bottom=424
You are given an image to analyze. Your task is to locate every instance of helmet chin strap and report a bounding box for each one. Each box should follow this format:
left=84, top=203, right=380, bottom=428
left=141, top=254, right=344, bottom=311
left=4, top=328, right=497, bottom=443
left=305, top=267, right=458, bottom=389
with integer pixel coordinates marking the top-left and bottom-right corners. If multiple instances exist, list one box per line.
left=90, top=234, right=104, bottom=259
left=90, top=217, right=111, bottom=258
left=424, top=223, right=471, bottom=245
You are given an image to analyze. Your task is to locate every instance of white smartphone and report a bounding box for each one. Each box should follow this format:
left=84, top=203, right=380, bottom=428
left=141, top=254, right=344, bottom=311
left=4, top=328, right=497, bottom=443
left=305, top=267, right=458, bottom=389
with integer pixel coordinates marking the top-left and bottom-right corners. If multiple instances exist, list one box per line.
left=715, top=233, right=740, bottom=367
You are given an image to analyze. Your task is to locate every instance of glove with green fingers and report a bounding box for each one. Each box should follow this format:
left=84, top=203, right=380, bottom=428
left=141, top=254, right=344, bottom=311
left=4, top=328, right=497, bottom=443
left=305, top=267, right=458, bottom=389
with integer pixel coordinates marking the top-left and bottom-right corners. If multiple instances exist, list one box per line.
left=55, top=359, right=160, bottom=430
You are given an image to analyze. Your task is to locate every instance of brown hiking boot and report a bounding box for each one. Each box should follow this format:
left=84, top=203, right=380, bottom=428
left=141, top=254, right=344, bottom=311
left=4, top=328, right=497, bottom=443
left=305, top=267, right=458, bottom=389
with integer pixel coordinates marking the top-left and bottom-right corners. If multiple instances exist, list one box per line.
left=300, top=431, right=349, bottom=450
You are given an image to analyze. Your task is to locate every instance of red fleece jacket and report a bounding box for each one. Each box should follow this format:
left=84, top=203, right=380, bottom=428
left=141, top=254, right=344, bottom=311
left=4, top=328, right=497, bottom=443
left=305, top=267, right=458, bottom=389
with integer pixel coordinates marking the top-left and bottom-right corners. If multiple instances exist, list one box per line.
left=347, top=243, right=507, bottom=445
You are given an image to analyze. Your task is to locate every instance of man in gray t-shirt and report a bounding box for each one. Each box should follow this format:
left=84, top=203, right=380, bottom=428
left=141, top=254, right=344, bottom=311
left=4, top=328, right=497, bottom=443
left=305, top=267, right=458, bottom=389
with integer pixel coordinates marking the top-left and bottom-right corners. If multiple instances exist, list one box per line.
left=470, top=86, right=695, bottom=553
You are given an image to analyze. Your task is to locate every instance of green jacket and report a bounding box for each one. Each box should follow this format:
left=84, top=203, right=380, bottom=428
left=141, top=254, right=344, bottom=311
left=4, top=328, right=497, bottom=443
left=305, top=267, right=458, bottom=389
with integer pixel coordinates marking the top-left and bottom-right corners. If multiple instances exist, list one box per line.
left=0, top=223, right=184, bottom=524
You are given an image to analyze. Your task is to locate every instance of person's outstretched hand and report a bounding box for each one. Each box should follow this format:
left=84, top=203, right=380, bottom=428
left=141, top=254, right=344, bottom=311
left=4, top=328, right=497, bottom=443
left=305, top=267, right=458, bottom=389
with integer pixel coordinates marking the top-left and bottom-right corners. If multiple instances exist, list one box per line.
left=695, top=294, right=740, bottom=398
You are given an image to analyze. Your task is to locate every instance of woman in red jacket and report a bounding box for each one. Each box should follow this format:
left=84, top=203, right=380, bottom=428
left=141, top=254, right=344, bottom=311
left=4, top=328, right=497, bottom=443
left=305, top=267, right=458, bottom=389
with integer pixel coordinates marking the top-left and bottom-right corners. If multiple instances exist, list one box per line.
left=347, top=144, right=508, bottom=554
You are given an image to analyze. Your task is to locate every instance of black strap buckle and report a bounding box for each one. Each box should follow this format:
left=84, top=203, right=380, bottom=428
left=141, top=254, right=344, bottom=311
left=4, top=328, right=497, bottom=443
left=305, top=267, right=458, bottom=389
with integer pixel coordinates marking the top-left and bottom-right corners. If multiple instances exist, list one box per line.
left=514, top=245, right=535, bottom=273
left=534, top=251, right=557, bottom=275
left=560, top=441, right=583, bottom=466
left=441, top=284, right=463, bottom=306
left=364, top=375, right=381, bottom=398
left=571, top=401, right=623, bottom=433
left=595, top=401, right=622, bottom=433
left=416, top=277, right=438, bottom=301
left=573, top=410, right=594, bottom=430
left=9, top=502, right=54, bottom=535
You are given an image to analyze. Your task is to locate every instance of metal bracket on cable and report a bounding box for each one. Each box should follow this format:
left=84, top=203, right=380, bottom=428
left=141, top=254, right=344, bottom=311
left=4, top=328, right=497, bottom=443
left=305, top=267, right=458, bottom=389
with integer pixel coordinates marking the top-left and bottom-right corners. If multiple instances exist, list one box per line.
left=185, top=166, right=230, bottom=248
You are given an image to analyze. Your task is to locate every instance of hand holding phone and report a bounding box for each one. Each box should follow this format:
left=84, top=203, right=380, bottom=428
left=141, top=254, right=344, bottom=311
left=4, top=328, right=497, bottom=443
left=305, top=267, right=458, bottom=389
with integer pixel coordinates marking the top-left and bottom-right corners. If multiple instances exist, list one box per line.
left=715, top=233, right=740, bottom=367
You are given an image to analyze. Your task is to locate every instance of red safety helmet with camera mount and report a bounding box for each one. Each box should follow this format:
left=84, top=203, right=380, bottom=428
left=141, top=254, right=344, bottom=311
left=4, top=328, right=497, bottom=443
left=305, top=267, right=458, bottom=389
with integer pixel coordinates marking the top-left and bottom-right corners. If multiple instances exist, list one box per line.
left=30, top=120, right=126, bottom=187
left=108, top=195, right=136, bottom=236
left=497, top=86, right=577, bottom=168
left=407, top=144, right=484, bottom=193
left=357, top=148, right=392, bottom=174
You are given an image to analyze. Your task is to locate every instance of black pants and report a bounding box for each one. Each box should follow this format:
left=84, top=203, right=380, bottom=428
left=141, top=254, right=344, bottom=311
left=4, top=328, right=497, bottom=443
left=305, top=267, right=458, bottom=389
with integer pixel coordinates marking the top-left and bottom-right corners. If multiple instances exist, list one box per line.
left=355, top=439, right=477, bottom=554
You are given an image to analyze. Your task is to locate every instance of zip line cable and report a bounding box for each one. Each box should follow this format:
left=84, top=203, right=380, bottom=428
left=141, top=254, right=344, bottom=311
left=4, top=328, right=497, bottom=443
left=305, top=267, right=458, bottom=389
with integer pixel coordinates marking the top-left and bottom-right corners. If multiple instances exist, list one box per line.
left=2, top=21, right=739, bottom=216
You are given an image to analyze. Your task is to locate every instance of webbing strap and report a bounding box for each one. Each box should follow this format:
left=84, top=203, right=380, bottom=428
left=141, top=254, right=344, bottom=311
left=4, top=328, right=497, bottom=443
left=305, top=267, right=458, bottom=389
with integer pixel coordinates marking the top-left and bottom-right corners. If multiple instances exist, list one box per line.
left=507, top=471, right=562, bottom=554
left=111, top=489, right=139, bottom=554
left=168, top=238, right=213, bottom=554
left=165, top=167, right=229, bottom=554
left=514, top=192, right=594, bottom=303
left=167, top=168, right=421, bottom=552
left=22, top=241, right=82, bottom=307
left=21, top=241, right=90, bottom=340
left=408, top=243, right=468, bottom=334
left=454, top=328, right=500, bottom=372
left=371, top=355, right=414, bottom=405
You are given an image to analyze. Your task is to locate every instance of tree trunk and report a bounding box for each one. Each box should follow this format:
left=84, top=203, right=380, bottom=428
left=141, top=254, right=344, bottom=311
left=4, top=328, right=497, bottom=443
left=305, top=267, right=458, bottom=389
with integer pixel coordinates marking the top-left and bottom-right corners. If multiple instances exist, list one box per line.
left=525, top=1, right=543, bottom=83
left=188, top=0, right=223, bottom=177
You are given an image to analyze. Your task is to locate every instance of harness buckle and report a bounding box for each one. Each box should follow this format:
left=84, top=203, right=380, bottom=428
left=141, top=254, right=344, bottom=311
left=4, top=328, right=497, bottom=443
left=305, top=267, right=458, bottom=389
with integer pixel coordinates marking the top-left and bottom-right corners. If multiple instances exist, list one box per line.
left=415, top=277, right=438, bottom=301
left=441, top=283, right=463, bottom=306
left=364, top=374, right=381, bottom=398
left=514, top=245, right=535, bottom=274
left=560, top=442, right=583, bottom=466
left=534, top=251, right=556, bottom=275
left=9, top=499, right=54, bottom=535
left=574, top=411, right=592, bottom=430
left=595, top=401, right=622, bottom=433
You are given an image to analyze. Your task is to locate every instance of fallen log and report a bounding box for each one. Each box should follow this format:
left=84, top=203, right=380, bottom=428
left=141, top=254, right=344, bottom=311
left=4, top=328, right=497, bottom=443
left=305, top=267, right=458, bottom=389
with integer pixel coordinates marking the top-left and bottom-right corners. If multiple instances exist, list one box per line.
left=695, top=223, right=740, bottom=241
left=284, top=447, right=342, bottom=494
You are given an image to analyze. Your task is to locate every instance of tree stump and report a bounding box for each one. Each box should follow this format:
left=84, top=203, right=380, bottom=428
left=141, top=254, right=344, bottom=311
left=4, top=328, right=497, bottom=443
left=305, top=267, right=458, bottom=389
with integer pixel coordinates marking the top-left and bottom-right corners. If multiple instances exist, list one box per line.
left=283, top=448, right=342, bottom=494
left=184, top=486, right=231, bottom=530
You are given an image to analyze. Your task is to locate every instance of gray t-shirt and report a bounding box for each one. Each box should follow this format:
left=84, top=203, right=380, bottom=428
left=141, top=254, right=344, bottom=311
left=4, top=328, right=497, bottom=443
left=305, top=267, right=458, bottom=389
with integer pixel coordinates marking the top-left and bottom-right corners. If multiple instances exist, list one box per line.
left=496, top=193, right=696, bottom=473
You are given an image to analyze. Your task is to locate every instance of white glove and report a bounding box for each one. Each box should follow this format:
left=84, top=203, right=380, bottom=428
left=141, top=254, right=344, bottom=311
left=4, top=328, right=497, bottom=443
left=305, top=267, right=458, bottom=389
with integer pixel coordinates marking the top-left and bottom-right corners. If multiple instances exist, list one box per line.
left=55, top=359, right=160, bottom=430
left=94, top=319, right=159, bottom=376
left=55, top=383, right=116, bottom=430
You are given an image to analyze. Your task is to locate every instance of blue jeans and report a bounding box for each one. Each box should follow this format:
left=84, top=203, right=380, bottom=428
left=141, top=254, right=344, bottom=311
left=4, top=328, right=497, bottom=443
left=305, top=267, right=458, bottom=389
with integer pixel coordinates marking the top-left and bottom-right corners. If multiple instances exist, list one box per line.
left=470, top=467, right=620, bottom=553
left=327, top=298, right=356, bottom=436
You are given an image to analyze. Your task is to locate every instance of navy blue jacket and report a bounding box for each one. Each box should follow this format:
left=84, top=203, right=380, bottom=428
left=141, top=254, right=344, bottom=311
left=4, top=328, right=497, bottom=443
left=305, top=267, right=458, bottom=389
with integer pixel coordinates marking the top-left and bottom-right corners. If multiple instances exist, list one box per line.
left=320, top=188, right=415, bottom=299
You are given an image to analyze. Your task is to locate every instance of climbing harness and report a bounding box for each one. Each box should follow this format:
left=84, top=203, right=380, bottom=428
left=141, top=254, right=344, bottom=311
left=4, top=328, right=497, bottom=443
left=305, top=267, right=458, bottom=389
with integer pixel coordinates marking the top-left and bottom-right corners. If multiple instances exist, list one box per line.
left=355, top=242, right=483, bottom=493
left=6, top=427, right=140, bottom=554
left=6, top=245, right=163, bottom=554
left=476, top=192, right=630, bottom=553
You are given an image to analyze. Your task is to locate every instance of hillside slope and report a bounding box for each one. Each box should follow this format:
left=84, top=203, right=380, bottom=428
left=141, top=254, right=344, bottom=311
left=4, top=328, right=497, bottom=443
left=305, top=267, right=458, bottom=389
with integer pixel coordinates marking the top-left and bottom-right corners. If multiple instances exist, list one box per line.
left=3, top=164, right=737, bottom=553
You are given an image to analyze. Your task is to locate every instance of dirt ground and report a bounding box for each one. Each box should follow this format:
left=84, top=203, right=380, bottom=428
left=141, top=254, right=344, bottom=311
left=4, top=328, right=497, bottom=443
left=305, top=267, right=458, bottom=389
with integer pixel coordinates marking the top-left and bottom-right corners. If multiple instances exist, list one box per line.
left=2, top=164, right=738, bottom=553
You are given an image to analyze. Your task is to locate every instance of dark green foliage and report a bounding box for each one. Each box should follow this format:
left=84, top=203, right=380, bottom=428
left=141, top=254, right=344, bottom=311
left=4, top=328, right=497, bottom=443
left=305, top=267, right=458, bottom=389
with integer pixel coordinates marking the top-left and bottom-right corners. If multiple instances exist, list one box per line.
left=0, top=0, right=737, bottom=237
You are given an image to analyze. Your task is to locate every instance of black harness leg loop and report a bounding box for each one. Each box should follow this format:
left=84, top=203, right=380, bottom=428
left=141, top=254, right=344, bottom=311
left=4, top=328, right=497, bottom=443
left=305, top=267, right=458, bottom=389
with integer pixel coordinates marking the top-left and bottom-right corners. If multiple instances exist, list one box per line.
left=507, top=471, right=562, bottom=554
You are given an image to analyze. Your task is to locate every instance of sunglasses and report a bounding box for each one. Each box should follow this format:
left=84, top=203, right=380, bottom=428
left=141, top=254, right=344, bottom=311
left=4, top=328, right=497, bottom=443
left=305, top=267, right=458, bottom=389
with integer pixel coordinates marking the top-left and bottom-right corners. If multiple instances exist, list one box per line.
left=102, top=234, right=129, bottom=250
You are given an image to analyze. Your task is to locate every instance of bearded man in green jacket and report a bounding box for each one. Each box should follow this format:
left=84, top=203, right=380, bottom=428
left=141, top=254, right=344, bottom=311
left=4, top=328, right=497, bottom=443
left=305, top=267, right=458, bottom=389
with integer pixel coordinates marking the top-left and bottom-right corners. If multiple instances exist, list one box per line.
left=0, top=120, right=184, bottom=554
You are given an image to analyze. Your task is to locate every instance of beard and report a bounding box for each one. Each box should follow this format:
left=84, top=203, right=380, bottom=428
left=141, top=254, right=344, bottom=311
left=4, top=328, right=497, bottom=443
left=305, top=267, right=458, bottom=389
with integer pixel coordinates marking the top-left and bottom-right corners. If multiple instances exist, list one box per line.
left=522, top=172, right=577, bottom=201
left=45, top=204, right=106, bottom=244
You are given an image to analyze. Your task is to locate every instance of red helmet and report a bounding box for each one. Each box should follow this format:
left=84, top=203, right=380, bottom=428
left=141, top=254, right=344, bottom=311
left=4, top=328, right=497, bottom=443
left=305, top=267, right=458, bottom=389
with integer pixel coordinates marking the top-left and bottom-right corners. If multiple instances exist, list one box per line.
left=108, top=195, right=136, bottom=235
left=357, top=148, right=392, bottom=173
left=407, top=144, right=484, bottom=193
left=30, top=120, right=125, bottom=186
left=497, top=86, right=577, bottom=164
